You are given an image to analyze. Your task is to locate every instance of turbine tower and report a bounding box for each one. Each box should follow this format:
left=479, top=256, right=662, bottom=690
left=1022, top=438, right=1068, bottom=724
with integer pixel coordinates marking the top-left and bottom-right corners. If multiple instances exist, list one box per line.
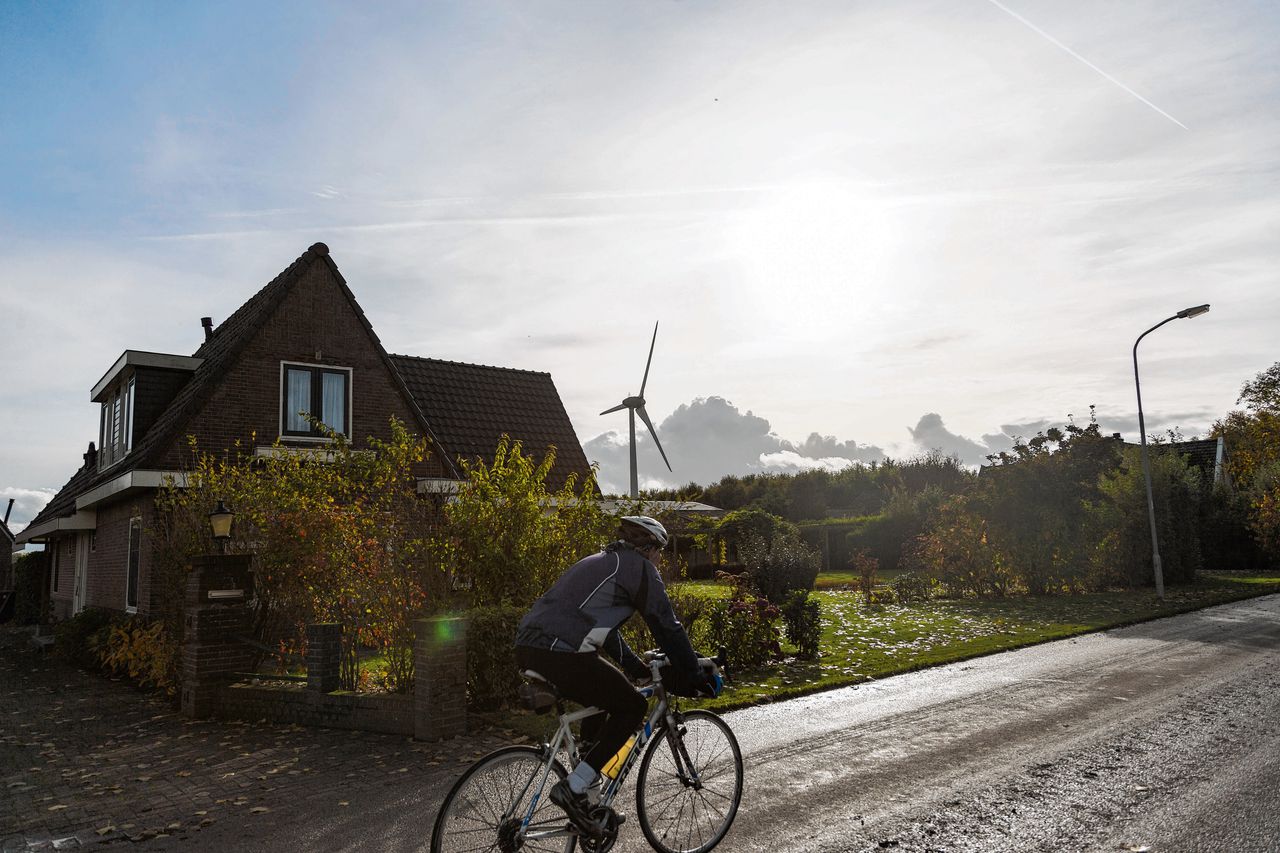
left=600, top=321, right=672, bottom=498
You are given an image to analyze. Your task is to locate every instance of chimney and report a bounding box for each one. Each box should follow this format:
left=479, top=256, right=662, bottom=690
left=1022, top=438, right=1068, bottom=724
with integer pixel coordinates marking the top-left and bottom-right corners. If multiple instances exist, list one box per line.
left=84, top=441, right=97, bottom=469
left=3, top=498, right=12, bottom=525
left=201, top=317, right=214, bottom=342
left=1112, top=433, right=1122, bottom=441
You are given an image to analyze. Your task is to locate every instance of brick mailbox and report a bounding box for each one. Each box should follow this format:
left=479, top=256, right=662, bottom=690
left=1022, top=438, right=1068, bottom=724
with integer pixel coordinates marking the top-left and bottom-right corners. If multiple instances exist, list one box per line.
left=180, top=554, right=255, bottom=719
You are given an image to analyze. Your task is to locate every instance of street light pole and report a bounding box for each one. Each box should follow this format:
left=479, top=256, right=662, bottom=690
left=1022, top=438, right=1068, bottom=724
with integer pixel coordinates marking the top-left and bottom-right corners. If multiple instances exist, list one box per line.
left=1132, top=303, right=1210, bottom=600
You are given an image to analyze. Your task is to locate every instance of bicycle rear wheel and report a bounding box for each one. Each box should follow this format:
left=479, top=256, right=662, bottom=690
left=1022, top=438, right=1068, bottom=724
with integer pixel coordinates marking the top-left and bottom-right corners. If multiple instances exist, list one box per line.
left=431, top=745, right=577, bottom=853
left=634, top=710, right=743, bottom=853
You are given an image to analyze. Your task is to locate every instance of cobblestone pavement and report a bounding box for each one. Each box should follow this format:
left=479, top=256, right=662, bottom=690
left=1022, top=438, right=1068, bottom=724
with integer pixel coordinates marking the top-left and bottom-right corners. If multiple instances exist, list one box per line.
left=0, top=626, right=511, bottom=851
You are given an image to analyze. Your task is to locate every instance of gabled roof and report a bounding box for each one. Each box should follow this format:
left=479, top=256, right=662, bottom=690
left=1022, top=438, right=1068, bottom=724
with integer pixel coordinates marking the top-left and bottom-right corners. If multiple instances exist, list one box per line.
left=390, top=355, right=593, bottom=490
left=23, top=450, right=100, bottom=533
left=27, top=244, right=450, bottom=532
left=1167, top=438, right=1220, bottom=472
left=27, top=243, right=592, bottom=533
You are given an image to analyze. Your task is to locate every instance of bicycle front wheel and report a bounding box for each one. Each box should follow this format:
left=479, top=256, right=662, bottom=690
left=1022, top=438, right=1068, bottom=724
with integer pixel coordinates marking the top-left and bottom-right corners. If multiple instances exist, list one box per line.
left=431, top=745, right=577, bottom=853
left=635, top=709, right=743, bottom=853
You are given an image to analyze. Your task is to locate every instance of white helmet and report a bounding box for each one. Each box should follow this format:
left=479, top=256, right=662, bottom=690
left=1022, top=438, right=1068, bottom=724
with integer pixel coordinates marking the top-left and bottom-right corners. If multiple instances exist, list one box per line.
left=620, top=515, right=668, bottom=548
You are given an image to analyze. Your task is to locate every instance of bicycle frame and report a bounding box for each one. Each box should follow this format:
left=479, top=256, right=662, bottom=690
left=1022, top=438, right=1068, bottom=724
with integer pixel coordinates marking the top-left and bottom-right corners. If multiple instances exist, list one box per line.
left=514, top=655, right=702, bottom=846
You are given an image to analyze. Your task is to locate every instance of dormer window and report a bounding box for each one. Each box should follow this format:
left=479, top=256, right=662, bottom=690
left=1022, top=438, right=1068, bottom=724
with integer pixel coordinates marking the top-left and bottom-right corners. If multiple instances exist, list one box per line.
left=91, top=351, right=202, bottom=471
left=281, top=362, right=351, bottom=440
left=98, top=376, right=135, bottom=469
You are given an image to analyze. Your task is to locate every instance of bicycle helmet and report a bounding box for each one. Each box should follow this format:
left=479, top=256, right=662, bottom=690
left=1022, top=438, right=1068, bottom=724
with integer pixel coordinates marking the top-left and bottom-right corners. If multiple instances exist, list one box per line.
left=620, top=515, right=669, bottom=548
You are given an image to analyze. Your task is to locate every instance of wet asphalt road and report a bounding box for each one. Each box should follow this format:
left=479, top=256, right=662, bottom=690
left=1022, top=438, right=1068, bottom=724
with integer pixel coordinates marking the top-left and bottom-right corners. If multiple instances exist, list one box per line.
left=196, top=594, right=1280, bottom=853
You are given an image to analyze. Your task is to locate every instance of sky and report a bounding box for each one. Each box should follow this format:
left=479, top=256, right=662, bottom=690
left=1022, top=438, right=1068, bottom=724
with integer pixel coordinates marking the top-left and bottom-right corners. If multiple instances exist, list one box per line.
left=2, top=0, right=1278, bottom=532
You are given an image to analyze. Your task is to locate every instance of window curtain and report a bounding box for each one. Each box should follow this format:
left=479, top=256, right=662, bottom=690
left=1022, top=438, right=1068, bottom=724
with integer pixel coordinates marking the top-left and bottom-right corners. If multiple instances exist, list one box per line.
left=286, top=369, right=312, bottom=432
left=322, top=372, right=346, bottom=434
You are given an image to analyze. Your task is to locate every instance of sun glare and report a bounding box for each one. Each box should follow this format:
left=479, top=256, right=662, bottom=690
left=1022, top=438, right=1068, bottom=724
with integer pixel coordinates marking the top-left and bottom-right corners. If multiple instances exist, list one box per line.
left=726, top=184, right=902, bottom=344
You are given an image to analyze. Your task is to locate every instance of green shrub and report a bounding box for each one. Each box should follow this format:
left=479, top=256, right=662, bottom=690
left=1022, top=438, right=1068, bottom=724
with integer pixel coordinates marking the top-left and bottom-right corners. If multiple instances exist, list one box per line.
left=620, top=584, right=711, bottom=656
left=780, top=590, right=821, bottom=659
left=53, top=608, right=116, bottom=669
left=466, top=606, right=524, bottom=710
left=739, top=530, right=821, bottom=604
left=891, top=572, right=936, bottom=605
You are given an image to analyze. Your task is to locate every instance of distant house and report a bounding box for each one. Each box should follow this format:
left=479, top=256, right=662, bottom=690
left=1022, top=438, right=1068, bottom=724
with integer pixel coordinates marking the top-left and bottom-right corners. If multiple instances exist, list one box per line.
left=17, top=243, right=592, bottom=621
left=1162, top=436, right=1231, bottom=489
left=978, top=433, right=1232, bottom=491
left=1, top=500, right=15, bottom=594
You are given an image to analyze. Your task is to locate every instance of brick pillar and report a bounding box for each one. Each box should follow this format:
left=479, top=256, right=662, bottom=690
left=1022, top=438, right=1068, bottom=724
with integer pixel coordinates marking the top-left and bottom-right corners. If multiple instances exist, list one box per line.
left=414, top=616, right=468, bottom=741
left=306, top=623, right=343, bottom=692
left=180, top=555, right=255, bottom=719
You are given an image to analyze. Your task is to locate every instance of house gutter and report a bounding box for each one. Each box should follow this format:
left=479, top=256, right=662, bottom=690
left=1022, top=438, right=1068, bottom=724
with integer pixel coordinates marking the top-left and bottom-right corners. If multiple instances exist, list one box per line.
left=74, top=470, right=189, bottom=511
left=15, top=510, right=98, bottom=544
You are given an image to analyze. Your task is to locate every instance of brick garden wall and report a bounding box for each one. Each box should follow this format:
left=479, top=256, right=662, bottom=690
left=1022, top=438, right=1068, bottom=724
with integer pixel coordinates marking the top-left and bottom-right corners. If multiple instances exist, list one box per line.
left=181, top=558, right=468, bottom=741
left=217, top=685, right=415, bottom=736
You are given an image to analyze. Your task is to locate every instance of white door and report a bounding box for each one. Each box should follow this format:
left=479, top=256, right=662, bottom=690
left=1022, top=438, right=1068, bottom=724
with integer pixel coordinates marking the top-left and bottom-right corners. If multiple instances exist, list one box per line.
left=72, top=533, right=89, bottom=613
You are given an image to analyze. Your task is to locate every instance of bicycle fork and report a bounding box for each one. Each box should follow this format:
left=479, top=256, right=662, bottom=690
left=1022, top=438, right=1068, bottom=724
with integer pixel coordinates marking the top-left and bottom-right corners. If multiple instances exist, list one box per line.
left=664, top=712, right=704, bottom=791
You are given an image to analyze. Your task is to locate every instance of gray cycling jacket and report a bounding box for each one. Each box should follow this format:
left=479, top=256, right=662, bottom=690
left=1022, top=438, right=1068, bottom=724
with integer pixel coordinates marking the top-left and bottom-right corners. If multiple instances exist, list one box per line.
left=515, top=542, right=700, bottom=685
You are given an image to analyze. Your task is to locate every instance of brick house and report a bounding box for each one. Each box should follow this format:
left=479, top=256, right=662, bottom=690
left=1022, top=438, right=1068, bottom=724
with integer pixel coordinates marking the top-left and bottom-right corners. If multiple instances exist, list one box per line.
left=17, top=243, right=592, bottom=621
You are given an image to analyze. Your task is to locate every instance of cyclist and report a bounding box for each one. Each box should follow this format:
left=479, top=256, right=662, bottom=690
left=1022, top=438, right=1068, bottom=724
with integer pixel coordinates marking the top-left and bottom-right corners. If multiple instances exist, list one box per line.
left=515, top=515, right=721, bottom=833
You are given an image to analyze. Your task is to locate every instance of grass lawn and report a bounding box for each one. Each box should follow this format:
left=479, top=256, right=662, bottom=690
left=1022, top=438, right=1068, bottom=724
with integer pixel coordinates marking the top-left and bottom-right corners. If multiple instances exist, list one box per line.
left=686, top=571, right=1280, bottom=713
left=485, top=571, right=1280, bottom=739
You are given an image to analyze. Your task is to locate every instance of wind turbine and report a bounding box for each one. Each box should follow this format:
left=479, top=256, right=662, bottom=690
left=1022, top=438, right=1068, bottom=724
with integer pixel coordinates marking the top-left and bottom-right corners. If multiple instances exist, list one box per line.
left=600, top=321, right=672, bottom=498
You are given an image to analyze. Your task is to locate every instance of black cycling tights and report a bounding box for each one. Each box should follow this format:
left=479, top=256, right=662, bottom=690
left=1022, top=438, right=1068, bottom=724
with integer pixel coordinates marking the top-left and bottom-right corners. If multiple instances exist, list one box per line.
left=515, top=646, right=647, bottom=774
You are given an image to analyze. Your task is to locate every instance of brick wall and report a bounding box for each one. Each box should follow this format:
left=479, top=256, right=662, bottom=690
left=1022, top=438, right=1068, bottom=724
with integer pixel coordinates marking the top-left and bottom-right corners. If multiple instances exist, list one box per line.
left=415, top=616, right=468, bottom=741
left=217, top=684, right=415, bottom=736
left=47, top=537, right=72, bottom=621
left=87, top=496, right=156, bottom=616
left=151, top=257, right=446, bottom=478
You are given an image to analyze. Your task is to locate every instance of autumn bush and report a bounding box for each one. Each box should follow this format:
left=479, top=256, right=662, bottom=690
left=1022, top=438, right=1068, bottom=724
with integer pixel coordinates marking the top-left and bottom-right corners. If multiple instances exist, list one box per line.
left=703, top=574, right=783, bottom=669
left=433, top=436, right=612, bottom=609
left=96, top=615, right=181, bottom=697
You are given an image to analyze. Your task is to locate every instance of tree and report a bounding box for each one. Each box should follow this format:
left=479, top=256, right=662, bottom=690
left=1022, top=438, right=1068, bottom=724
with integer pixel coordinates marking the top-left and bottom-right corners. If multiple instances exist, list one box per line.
left=1214, top=362, right=1280, bottom=563
left=154, top=418, right=443, bottom=692
left=979, top=416, right=1124, bottom=593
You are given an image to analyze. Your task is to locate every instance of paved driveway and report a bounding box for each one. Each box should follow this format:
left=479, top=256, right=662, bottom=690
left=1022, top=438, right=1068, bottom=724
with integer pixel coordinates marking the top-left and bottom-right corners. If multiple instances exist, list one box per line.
left=0, top=627, right=505, bottom=851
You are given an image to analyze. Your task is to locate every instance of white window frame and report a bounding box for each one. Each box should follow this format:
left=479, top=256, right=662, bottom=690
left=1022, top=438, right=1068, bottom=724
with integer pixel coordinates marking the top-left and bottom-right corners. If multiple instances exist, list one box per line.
left=278, top=361, right=353, bottom=442
left=98, top=374, right=136, bottom=470
left=125, top=517, right=142, bottom=614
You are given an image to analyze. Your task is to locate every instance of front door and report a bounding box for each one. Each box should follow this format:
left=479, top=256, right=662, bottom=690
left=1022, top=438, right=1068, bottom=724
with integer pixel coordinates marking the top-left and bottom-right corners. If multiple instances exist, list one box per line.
left=72, top=533, right=89, bottom=614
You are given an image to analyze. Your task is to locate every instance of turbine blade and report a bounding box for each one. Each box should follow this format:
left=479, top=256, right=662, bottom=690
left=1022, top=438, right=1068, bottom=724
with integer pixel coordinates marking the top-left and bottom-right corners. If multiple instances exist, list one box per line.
left=637, top=405, right=672, bottom=472
left=600, top=402, right=628, bottom=416
left=638, top=321, right=658, bottom=398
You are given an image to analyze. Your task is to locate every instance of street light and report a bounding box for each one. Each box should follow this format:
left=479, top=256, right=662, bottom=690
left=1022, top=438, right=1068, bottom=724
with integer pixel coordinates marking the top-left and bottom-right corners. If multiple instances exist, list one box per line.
left=208, top=499, right=235, bottom=554
left=1133, top=304, right=1210, bottom=599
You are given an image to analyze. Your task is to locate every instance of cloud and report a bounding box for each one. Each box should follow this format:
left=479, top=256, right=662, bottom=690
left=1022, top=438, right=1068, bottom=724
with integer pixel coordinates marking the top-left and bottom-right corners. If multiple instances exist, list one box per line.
left=1, top=486, right=57, bottom=534
left=583, top=396, right=885, bottom=494
left=908, top=414, right=997, bottom=466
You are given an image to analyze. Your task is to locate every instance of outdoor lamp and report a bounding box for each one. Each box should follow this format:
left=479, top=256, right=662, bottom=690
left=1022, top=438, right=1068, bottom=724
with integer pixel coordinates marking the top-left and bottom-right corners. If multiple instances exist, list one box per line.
left=209, top=500, right=235, bottom=552
left=1133, top=303, right=1210, bottom=600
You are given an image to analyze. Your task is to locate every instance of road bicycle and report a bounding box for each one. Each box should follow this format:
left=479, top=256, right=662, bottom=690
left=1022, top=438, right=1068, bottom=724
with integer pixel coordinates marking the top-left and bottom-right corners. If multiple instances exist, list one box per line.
left=430, top=650, right=743, bottom=853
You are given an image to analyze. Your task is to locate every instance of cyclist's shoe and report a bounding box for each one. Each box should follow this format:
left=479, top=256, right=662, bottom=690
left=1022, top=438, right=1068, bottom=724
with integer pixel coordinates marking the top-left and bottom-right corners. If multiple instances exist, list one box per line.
left=550, top=779, right=599, bottom=836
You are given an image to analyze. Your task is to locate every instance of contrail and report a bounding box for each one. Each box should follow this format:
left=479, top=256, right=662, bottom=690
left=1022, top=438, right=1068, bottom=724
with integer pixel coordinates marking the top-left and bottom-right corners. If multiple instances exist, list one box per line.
left=985, top=0, right=1188, bottom=130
